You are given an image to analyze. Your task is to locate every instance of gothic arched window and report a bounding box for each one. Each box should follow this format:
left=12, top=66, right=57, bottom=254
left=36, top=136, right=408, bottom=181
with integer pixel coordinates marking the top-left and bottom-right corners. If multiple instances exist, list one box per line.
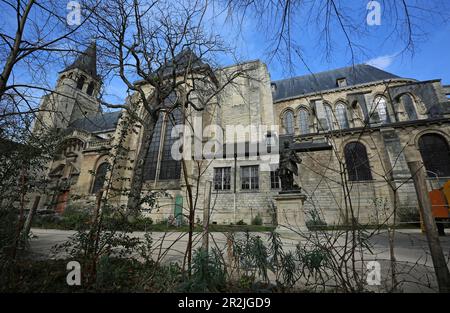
left=400, top=94, right=418, bottom=120
left=76, top=76, right=86, bottom=90
left=86, top=82, right=95, bottom=96
left=324, top=104, right=334, bottom=130
left=143, top=112, right=164, bottom=181
left=283, top=111, right=294, bottom=135
left=159, top=109, right=183, bottom=180
left=336, top=102, right=349, bottom=129
left=352, top=101, right=365, bottom=127
left=298, top=108, right=310, bottom=135
left=372, top=96, right=388, bottom=123
left=344, top=142, right=372, bottom=181
left=418, top=134, right=450, bottom=177
left=143, top=108, right=183, bottom=182
left=91, top=162, right=109, bottom=194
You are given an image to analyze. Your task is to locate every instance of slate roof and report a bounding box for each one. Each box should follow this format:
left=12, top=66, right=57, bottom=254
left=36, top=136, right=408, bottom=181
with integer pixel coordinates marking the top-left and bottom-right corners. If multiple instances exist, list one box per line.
left=68, top=111, right=121, bottom=133
left=271, top=64, right=401, bottom=101
left=62, top=42, right=98, bottom=78
left=157, top=49, right=208, bottom=77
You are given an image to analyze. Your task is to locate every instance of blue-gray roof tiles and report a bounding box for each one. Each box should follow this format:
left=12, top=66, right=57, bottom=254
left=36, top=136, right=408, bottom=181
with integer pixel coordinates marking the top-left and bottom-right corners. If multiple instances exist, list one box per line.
left=271, top=64, right=400, bottom=101
left=69, top=111, right=121, bottom=133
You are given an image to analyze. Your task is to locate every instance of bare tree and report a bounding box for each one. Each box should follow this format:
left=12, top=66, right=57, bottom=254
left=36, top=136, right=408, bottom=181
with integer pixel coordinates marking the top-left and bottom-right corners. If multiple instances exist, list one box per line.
left=218, top=0, right=450, bottom=70
left=83, top=0, right=248, bottom=211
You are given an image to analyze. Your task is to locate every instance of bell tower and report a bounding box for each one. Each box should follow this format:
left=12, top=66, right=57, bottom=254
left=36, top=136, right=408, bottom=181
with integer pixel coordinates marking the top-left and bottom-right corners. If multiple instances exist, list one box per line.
left=34, top=42, right=102, bottom=133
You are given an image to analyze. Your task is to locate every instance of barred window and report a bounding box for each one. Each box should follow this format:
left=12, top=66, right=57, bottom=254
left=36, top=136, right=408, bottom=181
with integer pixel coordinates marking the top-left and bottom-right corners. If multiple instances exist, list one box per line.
left=91, top=162, right=108, bottom=194
left=241, top=165, right=259, bottom=190
left=344, top=142, right=372, bottom=181
left=298, top=108, right=310, bottom=135
left=270, top=169, right=280, bottom=189
left=418, top=134, right=450, bottom=177
left=283, top=111, right=294, bottom=135
left=336, top=102, right=349, bottom=129
left=214, top=167, right=231, bottom=190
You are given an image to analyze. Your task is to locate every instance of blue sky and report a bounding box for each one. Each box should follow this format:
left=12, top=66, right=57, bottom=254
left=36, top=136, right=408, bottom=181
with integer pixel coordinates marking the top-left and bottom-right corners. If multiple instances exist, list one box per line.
left=206, top=1, right=450, bottom=86
left=104, top=0, right=450, bottom=103
left=3, top=0, right=449, bottom=106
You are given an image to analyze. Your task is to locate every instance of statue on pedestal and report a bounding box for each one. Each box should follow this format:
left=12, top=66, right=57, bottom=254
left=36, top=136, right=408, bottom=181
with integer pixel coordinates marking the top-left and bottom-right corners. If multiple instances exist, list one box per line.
left=279, top=140, right=302, bottom=192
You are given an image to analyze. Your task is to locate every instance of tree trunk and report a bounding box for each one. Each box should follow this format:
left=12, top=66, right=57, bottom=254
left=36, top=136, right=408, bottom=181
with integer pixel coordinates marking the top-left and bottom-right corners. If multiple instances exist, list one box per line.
left=22, top=196, right=40, bottom=240
left=181, top=158, right=195, bottom=275
left=127, top=115, right=157, bottom=211
left=202, top=181, right=211, bottom=252
left=407, top=161, right=450, bottom=293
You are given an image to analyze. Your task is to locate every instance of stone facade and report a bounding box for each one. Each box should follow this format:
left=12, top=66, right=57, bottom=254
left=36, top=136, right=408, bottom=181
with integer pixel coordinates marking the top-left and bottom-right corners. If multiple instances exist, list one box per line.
left=28, top=46, right=450, bottom=227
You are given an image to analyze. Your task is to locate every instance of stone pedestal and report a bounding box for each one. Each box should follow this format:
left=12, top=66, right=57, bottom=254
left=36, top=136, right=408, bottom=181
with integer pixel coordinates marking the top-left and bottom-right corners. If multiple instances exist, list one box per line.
left=274, top=192, right=308, bottom=236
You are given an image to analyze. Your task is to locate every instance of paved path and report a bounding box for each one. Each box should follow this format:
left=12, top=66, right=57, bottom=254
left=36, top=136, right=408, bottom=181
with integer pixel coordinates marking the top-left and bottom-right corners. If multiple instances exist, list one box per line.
left=28, top=228, right=450, bottom=292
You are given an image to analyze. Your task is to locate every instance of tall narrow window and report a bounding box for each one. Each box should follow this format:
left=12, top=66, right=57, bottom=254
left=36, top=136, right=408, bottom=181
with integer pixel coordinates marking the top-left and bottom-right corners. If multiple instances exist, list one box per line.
left=400, top=94, right=418, bottom=120
left=283, top=111, right=294, bottom=135
left=344, top=142, right=372, bottom=181
left=298, top=108, right=310, bottom=135
left=86, top=82, right=95, bottom=96
left=76, top=76, right=86, bottom=90
left=336, top=102, right=349, bottom=129
left=372, top=96, right=388, bottom=123
left=270, top=169, right=280, bottom=189
left=214, top=167, right=231, bottom=190
left=352, top=101, right=365, bottom=127
left=324, top=104, right=334, bottom=130
left=418, top=134, right=450, bottom=177
left=159, top=109, right=182, bottom=180
left=241, top=165, right=259, bottom=190
left=265, top=132, right=277, bottom=153
left=91, top=162, right=109, bottom=194
left=143, top=113, right=164, bottom=181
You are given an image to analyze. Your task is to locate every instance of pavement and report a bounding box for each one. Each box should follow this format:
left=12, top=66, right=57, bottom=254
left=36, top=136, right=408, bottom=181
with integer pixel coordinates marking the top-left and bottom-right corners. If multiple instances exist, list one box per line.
left=28, top=228, right=450, bottom=292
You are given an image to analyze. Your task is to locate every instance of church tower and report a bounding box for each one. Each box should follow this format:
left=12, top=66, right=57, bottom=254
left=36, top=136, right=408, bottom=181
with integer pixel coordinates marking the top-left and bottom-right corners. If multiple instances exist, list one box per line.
left=34, top=42, right=102, bottom=133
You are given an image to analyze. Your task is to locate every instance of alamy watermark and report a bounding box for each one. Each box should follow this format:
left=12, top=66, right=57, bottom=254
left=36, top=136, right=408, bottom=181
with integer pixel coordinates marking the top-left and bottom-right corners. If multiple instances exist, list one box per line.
left=366, top=261, right=381, bottom=286
left=67, top=1, right=81, bottom=26
left=66, top=261, right=81, bottom=286
left=367, top=1, right=381, bottom=26
left=167, top=115, right=280, bottom=172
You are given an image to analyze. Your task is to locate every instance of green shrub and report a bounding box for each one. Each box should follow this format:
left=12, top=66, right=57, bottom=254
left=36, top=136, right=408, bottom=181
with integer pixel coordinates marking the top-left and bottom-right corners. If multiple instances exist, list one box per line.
left=0, top=208, right=18, bottom=257
left=236, top=219, right=247, bottom=226
left=61, top=206, right=91, bottom=230
left=251, top=214, right=263, bottom=226
left=397, top=206, right=420, bottom=224
left=179, top=248, right=227, bottom=292
left=305, top=210, right=327, bottom=229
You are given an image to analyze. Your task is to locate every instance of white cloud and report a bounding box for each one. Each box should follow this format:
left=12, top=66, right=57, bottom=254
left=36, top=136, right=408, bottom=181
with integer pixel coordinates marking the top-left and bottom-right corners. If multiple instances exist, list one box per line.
left=365, top=54, right=397, bottom=70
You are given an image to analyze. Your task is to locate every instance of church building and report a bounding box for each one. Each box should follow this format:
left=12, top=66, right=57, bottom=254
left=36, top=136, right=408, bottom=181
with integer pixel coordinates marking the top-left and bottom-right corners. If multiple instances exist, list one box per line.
left=29, top=43, right=450, bottom=226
